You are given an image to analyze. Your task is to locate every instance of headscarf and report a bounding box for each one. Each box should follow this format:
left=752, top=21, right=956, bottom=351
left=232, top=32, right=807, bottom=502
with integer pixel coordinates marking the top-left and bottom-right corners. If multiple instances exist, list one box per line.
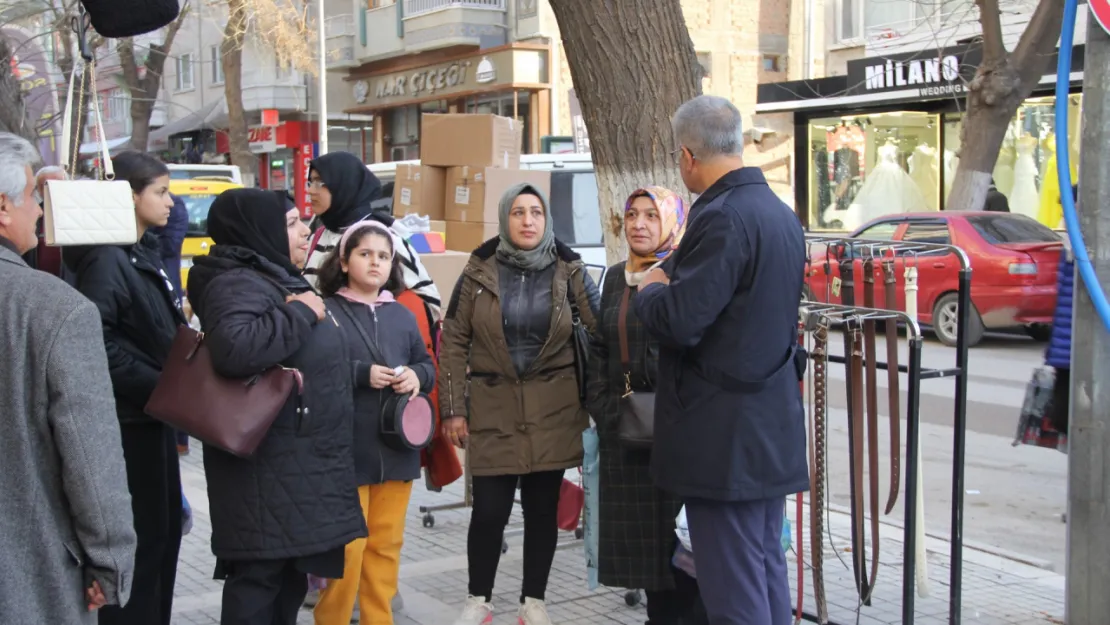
left=624, top=186, right=687, bottom=286
left=207, top=188, right=304, bottom=279
left=495, top=183, right=557, bottom=272
left=309, top=151, right=383, bottom=232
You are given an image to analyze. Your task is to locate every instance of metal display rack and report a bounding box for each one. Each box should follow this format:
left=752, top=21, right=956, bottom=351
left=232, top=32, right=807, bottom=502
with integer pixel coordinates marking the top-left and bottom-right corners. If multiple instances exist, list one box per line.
left=797, top=234, right=972, bottom=625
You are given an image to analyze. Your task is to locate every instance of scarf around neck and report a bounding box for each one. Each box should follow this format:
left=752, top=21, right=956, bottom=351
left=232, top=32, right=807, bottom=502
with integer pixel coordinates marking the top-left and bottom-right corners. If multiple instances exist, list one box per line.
left=623, top=186, right=687, bottom=286
left=495, top=182, right=557, bottom=272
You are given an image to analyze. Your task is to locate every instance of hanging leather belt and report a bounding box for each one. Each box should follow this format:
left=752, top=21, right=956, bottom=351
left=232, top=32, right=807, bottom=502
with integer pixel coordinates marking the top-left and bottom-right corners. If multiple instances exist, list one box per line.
left=847, top=316, right=868, bottom=601
left=810, top=317, right=829, bottom=624
left=861, top=259, right=881, bottom=602
left=882, top=257, right=902, bottom=515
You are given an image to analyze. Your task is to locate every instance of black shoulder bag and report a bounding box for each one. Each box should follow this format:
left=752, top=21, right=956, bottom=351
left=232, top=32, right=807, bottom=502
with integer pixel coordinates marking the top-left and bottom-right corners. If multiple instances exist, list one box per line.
left=567, top=274, right=589, bottom=403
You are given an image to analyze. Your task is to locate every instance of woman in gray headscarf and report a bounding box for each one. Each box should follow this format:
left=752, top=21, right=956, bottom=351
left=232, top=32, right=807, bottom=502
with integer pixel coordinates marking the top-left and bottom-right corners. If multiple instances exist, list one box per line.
left=437, top=183, right=600, bottom=625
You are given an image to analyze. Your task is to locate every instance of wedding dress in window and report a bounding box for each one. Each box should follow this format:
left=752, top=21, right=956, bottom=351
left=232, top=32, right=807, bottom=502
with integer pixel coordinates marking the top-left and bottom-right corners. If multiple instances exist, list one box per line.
left=1010, top=135, right=1040, bottom=220
left=909, top=144, right=940, bottom=210
left=993, top=136, right=1016, bottom=197
left=851, top=142, right=929, bottom=227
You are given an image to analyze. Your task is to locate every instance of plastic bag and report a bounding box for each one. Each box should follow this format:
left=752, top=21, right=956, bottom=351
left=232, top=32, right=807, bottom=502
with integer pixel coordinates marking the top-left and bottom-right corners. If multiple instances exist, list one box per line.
left=675, top=505, right=692, bottom=552
left=394, top=214, right=430, bottom=239
left=582, top=427, right=600, bottom=590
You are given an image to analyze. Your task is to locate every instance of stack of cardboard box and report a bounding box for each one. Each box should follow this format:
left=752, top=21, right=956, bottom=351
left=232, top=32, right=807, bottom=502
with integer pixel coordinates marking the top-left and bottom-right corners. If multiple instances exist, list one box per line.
left=394, top=113, right=551, bottom=253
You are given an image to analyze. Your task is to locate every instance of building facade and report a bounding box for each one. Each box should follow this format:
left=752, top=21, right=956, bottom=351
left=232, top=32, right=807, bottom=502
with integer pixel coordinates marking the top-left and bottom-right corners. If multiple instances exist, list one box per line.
left=757, top=0, right=1086, bottom=230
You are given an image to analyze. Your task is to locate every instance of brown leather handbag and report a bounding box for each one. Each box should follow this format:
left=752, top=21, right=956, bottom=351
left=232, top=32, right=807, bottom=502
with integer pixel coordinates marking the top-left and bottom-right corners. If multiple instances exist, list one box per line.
left=616, top=287, right=655, bottom=450
left=145, top=325, right=303, bottom=458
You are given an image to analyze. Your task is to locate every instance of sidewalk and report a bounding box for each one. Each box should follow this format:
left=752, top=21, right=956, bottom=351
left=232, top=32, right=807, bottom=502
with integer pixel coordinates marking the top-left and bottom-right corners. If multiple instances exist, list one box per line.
left=173, top=447, right=1065, bottom=625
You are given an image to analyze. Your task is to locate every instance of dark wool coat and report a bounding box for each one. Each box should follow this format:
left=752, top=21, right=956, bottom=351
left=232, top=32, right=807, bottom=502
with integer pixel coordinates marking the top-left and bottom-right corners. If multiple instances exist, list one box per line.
left=586, top=264, right=684, bottom=592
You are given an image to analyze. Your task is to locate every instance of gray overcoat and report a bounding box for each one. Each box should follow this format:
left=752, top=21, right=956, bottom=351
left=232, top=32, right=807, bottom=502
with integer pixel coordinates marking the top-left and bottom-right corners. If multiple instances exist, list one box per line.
left=0, top=244, right=137, bottom=623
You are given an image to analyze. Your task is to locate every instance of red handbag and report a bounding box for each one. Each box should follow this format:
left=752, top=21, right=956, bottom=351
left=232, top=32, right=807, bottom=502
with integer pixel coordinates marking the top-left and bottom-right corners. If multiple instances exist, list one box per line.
left=557, top=478, right=585, bottom=532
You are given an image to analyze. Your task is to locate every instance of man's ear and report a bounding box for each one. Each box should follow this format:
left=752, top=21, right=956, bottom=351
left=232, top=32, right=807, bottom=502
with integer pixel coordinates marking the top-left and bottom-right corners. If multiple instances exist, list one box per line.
left=0, top=195, right=11, bottom=226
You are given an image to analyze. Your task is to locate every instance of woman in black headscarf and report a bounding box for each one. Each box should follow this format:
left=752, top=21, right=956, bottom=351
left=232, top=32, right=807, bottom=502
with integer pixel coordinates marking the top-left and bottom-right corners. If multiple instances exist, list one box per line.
left=186, top=188, right=367, bottom=625
left=304, top=151, right=442, bottom=320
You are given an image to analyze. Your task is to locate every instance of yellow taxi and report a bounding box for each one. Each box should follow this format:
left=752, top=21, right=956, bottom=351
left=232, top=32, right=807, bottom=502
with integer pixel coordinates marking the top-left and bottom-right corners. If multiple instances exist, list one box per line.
left=172, top=177, right=242, bottom=296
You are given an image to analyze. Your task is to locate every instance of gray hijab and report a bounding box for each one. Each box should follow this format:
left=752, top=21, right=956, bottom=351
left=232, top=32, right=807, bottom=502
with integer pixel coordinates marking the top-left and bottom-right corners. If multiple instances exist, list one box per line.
left=495, top=182, right=557, bottom=272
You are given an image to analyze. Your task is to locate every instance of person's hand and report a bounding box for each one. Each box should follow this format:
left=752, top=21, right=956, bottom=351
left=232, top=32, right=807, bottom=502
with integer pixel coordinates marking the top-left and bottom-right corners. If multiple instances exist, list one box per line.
left=286, top=291, right=325, bottom=321
left=391, top=366, right=420, bottom=397
left=369, top=365, right=395, bottom=389
left=640, top=267, right=670, bottom=288
left=442, top=416, right=469, bottom=449
left=86, top=580, right=106, bottom=612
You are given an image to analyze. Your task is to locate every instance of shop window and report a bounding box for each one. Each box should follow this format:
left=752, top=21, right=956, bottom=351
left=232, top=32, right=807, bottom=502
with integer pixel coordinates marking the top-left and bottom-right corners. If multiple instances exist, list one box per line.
left=549, top=171, right=603, bottom=246
left=806, top=111, right=940, bottom=231
left=942, top=94, right=1082, bottom=228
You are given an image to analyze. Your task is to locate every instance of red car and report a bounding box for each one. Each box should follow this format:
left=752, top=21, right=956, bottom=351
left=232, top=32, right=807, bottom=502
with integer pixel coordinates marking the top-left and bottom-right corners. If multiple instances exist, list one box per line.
left=804, top=212, right=1064, bottom=347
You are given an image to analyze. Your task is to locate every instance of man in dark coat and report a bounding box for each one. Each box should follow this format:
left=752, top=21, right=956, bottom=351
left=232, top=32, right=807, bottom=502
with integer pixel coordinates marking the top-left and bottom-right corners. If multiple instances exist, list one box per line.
left=983, top=179, right=1010, bottom=212
left=635, top=95, right=810, bottom=625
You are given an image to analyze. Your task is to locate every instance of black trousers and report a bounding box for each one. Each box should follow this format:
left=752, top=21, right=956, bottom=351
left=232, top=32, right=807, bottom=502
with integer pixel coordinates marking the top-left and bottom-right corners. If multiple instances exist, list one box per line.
left=645, top=569, right=709, bottom=625
left=468, top=470, right=564, bottom=603
left=99, top=424, right=183, bottom=625
left=220, top=559, right=309, bottom=625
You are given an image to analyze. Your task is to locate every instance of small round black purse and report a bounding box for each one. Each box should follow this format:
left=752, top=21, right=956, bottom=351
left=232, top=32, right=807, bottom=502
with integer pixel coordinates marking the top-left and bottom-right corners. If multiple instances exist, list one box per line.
left=380, top=392, right=435, bottom=451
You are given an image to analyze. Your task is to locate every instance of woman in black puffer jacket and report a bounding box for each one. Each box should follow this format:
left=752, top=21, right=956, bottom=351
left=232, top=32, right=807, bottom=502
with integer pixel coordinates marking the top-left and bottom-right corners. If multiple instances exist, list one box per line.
left=66, top=150, right=184, bottom=625
left=186, top=188, right=366, bottom=625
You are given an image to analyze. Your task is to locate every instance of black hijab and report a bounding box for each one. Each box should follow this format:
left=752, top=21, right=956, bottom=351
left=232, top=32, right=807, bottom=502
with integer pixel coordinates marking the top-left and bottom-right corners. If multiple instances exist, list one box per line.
left=310, top=151, right=383, bottom=231
left=208, top=188, right=303, bottom=279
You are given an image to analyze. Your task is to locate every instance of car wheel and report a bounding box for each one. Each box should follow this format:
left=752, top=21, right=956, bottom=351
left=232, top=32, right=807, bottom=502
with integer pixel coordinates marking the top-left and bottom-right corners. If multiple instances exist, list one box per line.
left=1025, top=324, right=1052, bottom=342
left=932, top=293, right=984, bottom=348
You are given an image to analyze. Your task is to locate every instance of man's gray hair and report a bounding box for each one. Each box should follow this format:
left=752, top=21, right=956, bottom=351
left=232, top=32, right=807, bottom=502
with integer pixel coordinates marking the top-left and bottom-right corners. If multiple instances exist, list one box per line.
left=672, top=95, right=745, bottom=159
left=0, top=133, right=40, bottom=207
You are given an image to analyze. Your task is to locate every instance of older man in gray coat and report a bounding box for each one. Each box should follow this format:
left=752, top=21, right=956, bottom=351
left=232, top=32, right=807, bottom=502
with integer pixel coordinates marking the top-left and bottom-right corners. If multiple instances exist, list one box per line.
left=0, top=133, right=137, bottom=622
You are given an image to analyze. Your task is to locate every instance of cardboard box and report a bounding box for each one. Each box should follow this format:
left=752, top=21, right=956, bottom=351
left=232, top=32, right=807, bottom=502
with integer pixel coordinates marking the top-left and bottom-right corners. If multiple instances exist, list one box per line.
left=421, top=114, right=523, bottom=169
left=418, top=250, right=471, bottom=296
left=445, top=167, right=551, bottom=224
left=445, top=221, right=499, bottom=253
left=428, top=220, right=446, bottom=233
left=392, top=164, right=446, bottom=220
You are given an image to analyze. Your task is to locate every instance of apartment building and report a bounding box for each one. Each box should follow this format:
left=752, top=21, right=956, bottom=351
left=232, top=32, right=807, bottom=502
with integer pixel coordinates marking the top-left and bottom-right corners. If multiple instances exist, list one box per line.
left=755, top=0, right=1087, bottom=229
left=324, top=0, right=809, bottom=202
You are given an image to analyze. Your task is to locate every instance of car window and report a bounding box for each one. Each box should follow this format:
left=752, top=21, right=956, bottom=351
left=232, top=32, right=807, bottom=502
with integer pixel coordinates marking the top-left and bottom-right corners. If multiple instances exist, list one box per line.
left=855, top=221, right=900, bottom=240
left=549, top=171, right=603, bottom=246
left=967, top=214, right=1060, bottom=244
left=181, top=194, right=216, bottom=236
left=901, top=222, right=951, bottom=245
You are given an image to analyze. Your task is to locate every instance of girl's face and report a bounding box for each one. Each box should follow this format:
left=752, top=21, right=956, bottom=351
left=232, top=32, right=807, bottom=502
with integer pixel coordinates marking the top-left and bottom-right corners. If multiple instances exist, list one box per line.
left=286, top=209, right=311, bottom=268
left=507, top=193, right=545, bottom=250
left=341, top=232, right=393, bottom=292
left=624, top=195, right=662, bottom=256
left=134, top=174, right=173, bottom=230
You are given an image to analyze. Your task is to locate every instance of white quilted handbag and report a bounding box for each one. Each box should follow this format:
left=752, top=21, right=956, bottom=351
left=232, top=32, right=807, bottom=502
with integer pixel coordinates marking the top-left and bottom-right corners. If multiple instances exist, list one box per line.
left=43, top=51, right=136, bottom=246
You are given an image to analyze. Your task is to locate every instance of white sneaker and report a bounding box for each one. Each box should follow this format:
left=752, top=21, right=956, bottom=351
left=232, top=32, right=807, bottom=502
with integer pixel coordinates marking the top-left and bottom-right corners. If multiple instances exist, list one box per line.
left=517, top=598, right=553, bottom=625
left=452, top=595, right=493, bottom=625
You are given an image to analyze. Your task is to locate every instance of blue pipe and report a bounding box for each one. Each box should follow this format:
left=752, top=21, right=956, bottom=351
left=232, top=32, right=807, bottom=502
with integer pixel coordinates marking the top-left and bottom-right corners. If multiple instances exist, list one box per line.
left=1056, top=0, right=1110, bottom=332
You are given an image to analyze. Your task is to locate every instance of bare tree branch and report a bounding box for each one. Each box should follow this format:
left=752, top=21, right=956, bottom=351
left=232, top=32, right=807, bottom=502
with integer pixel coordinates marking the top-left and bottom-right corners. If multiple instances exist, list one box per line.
left=975, top=0, right=1007, bottom=62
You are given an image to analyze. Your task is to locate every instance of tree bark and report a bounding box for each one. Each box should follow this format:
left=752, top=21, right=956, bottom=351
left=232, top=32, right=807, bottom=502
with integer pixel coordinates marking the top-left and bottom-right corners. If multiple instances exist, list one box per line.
left=548, top=0, right=702, bottom=264
left=222, top=0, right=257, bottom=183
left=118, top=2, right=189, bottom=153
left=947, top=0, right=1064, bottom=211
left=0, top=35, right=37, bottom=141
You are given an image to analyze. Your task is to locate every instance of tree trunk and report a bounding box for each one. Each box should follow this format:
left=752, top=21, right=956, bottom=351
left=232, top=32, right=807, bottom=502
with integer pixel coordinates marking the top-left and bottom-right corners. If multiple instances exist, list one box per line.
left=119, top=4, right=189, bottom=153
left=222, top=0, right=256, bottom=183
left=129, top=98, right=156, bottom=153
left=947, top=0, right=1063, bottom=211
left=548, top=0, right=702, bottom=265
left=0, top=35, right=36, bottom=141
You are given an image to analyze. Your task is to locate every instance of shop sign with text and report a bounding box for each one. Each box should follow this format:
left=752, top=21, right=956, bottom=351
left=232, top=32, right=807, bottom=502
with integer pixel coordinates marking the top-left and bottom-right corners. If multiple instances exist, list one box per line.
left=846, top=45, right=979, bottom=98
left=249, top=126, right=279, bottom=153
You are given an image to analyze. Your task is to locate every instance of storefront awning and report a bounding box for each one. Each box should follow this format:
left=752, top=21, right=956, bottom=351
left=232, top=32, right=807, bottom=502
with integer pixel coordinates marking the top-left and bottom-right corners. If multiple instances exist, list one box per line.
left=147, top=98, right=227, bottom=150
left=78, top=135, right=132, bottom=157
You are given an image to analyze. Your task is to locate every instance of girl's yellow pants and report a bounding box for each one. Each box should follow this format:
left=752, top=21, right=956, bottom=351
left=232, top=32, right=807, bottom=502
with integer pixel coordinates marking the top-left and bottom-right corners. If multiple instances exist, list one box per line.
left=314, top=480, right=413, bottom=625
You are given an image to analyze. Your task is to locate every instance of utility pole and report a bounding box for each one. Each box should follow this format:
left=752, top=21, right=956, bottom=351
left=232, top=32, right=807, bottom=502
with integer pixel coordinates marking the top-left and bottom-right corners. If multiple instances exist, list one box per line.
left=316, top=0, right=328, bottom=156
left=1066, top=14, right=1110, bottom=624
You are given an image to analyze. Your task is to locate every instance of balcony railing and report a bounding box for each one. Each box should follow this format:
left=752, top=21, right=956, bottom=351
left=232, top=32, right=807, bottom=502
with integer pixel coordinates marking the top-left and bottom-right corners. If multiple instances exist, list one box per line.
left=325, top=15, right=356, bottom=39
left=402, top=0, right=505, bottom=19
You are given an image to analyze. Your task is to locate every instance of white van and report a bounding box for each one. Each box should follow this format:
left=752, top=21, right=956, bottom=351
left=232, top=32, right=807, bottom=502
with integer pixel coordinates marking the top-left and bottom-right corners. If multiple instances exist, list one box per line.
left=167, top=163, right=244, bottom=185
left=369, top=154, right=606, bottom=267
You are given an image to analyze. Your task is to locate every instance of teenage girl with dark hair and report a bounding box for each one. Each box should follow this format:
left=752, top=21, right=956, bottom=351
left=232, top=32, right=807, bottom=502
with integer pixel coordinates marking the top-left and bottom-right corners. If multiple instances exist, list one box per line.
left=63, top=150, right=185, bottom=625
left=313, top=220, right=436, bottom=625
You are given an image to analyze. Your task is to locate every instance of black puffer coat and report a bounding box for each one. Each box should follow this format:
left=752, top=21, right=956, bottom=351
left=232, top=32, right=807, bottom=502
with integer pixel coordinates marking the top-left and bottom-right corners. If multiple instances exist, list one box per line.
left=187, top=246, right=366, bottom=562
left=66, top=232, right=185, bottom=424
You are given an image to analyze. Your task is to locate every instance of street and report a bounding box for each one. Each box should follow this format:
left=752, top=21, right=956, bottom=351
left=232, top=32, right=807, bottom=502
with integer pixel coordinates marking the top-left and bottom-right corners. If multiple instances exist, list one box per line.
left=816, top=331, right=1068, bottom=572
